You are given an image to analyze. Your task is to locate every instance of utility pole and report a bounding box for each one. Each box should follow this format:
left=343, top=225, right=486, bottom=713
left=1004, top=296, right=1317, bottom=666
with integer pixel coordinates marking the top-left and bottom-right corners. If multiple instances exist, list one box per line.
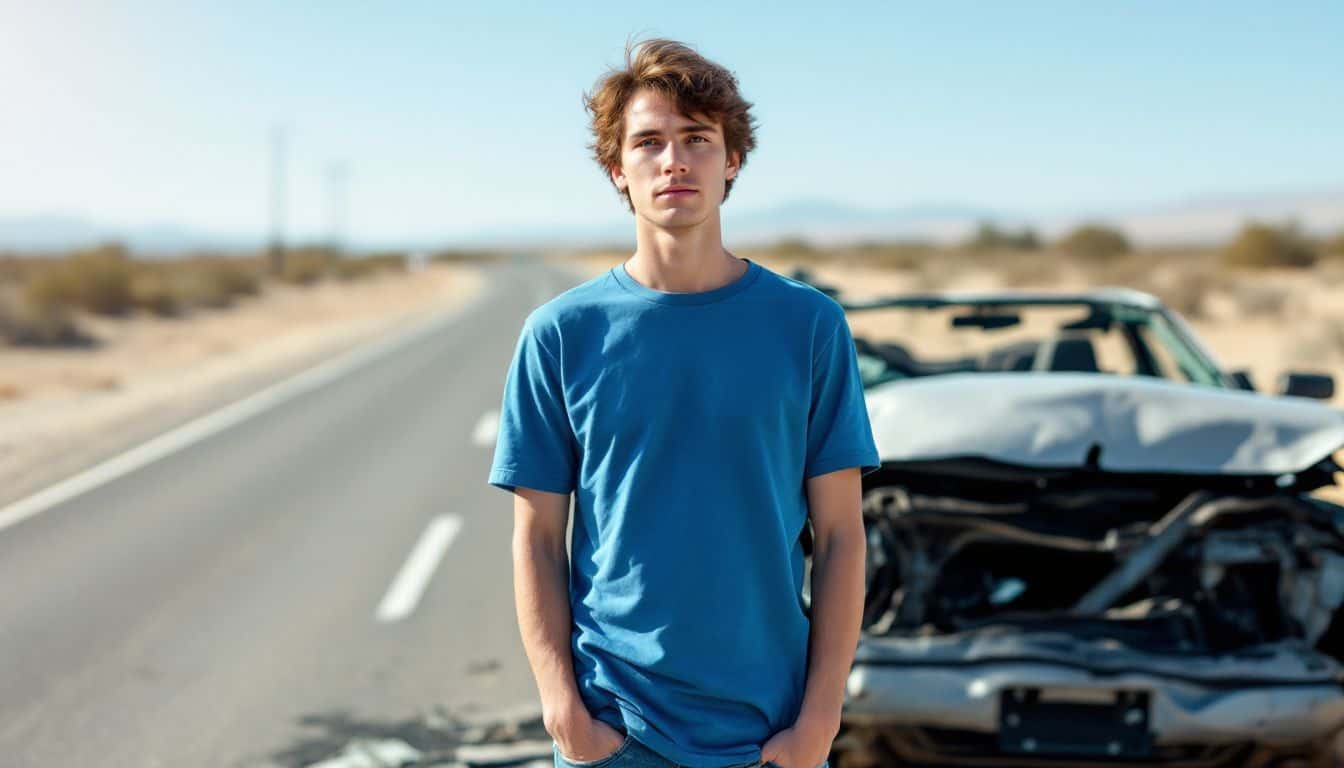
left=267, top=123, right=288, bottom=276
left=326, top=160, right=348, bottom=255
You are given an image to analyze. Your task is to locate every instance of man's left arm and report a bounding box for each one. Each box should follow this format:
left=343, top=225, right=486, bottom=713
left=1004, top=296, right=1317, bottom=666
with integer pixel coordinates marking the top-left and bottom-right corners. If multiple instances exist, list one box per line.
left=760, top=466, right=866, bottom=768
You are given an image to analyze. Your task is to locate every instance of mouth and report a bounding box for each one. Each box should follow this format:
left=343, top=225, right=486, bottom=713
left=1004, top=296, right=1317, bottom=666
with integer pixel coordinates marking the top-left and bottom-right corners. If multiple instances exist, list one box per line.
left=657, top=186, right=698, bottom=198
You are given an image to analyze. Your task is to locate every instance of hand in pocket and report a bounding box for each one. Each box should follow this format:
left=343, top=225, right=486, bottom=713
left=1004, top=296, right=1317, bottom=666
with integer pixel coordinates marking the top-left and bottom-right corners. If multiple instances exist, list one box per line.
left=555, top=716, right=627, bottom=765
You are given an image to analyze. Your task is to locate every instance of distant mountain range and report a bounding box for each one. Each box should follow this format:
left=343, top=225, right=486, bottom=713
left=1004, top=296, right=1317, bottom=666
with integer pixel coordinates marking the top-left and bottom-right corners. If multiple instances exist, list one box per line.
left=3, top=188, right=1342, bottom=254
left=0, top=214, right=257, bottom=256
left=728, top=189, right=1344, bottom=248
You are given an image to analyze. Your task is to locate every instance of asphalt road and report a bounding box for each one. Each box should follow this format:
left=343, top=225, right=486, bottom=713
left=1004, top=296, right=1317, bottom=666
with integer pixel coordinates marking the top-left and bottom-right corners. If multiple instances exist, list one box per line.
left=0, top=256, right=587, bottom=767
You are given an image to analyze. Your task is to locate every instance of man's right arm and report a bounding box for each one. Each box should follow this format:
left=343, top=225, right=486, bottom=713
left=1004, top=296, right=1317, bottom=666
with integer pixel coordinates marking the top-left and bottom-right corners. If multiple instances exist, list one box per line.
left=511, top=487, right=615, bottom=755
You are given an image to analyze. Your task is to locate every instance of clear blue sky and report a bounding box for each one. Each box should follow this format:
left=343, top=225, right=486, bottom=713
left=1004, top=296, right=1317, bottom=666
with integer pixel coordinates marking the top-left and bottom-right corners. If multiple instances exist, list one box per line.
left=2, top=0, right=1340, bottom=247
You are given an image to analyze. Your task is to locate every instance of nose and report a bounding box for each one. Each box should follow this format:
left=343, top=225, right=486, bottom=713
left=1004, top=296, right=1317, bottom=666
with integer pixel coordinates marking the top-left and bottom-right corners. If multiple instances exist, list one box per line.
left=660, top=142, right=689, bottom=176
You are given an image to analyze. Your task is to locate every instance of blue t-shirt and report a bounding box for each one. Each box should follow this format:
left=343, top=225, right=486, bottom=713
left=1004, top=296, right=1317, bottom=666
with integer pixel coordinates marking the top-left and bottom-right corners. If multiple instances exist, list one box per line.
left=487, top=257, right=880, bottom=768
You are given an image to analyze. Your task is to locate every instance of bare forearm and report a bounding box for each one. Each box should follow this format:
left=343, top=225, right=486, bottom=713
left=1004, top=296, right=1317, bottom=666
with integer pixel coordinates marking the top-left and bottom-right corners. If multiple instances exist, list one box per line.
left=796, top=528, right=866, bottom=736
left=512, top=532, right=587, bottom=731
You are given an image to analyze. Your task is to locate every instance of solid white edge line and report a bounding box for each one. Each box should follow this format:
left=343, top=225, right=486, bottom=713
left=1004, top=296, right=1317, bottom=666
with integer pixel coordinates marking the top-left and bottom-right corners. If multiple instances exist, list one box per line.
left=0, top=284, right=492, bottom=535
left=375, top=514, right=462, bottom=623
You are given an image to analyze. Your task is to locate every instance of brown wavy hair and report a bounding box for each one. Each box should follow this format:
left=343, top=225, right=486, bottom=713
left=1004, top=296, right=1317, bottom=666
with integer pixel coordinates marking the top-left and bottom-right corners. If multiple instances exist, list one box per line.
left=584, top=38, right=758, bottom=213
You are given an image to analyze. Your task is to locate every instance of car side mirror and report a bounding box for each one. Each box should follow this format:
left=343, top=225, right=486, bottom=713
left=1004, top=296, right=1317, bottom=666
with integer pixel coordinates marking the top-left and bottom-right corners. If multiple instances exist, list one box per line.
left=1227, top=368, right=1256, bottom=392
left=1277, top=371, right=1335, bottom=400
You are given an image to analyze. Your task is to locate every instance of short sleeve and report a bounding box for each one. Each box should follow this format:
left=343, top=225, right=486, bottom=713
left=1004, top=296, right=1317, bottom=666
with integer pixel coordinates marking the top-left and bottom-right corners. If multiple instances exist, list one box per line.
left=487, top=319, right=578, bottom=495
left=804, top=317, right=881, bottom=479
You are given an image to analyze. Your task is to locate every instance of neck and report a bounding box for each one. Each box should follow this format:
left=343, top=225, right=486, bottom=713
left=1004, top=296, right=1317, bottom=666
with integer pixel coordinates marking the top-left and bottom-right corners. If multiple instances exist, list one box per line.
left=625, top=207, right=744, bottom=292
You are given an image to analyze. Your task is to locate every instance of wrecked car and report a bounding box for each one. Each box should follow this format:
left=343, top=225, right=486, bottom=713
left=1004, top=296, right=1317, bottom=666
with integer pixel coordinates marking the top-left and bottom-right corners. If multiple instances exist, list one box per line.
left=804, top=287, right=1344, bottom=767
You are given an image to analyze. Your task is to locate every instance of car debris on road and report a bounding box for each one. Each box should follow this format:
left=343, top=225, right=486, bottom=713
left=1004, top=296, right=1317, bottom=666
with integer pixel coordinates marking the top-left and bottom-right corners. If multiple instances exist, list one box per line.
left=295, top=702, right=554, bottom=768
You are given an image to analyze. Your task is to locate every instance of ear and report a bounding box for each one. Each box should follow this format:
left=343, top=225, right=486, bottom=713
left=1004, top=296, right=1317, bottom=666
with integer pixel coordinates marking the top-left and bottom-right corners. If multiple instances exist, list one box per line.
left=725, top=150, right=741, bottom=181
left=610, top=163, right=628, bottom=191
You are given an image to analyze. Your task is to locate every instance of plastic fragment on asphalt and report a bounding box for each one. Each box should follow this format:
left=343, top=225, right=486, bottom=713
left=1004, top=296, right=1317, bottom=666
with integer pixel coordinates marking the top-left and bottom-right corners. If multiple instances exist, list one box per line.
left=304, top=738, right=422, bottom=768
left=451, top=739, right=555, bottom=764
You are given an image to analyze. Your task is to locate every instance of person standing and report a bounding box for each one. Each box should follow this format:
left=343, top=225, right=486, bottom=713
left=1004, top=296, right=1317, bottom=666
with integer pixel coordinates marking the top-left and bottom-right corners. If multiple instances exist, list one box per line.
left=488, top=38, right=879, bottom=768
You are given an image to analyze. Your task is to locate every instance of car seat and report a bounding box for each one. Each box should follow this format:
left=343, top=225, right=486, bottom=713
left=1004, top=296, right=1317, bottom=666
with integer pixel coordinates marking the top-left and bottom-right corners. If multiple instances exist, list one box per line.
left=1032, top=331, right=1101, bottom=373
left=981, top=340, right=1040, bottom=371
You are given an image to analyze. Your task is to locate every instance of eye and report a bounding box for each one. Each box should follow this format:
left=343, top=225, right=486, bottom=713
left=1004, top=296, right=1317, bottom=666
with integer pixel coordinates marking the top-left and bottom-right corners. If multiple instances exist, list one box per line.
left=635, top=137, right=659, bottom=148
left=689, top=135, right=709, bottom=143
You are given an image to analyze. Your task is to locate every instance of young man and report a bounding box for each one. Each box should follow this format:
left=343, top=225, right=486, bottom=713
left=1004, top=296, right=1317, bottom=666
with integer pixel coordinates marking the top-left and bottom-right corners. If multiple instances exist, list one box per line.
left=488, top=39, right=879, bottom=768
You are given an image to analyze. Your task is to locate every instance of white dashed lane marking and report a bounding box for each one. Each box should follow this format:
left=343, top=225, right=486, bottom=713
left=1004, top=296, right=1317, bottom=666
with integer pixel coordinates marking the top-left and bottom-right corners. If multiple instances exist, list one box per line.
left=375, top=514, right=463, bottom=623
left=472, top=409, right=499, bottom=446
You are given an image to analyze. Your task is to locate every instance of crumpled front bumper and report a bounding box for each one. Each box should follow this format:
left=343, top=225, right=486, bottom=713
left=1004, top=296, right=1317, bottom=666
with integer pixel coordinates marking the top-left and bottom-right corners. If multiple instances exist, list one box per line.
left=843, top=630, right=1344, bottom=749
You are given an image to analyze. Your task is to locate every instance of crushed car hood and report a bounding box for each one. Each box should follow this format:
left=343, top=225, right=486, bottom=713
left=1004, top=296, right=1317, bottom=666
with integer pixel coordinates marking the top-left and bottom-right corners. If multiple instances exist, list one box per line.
left=866, top=373, right=1344, bottom=476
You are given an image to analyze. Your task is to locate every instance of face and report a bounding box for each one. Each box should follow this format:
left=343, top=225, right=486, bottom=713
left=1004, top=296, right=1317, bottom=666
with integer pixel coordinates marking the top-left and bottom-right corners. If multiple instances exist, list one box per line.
left=610, top=88, right=740, bottom=228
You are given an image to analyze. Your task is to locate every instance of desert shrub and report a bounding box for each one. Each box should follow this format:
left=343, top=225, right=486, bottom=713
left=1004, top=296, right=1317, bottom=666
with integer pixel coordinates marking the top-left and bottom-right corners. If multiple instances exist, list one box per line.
left=432, top=249, right=504, bottom=263
left=0, top=254, right=28, bottom=284
left=1055, top=223, right=1131, bottom=261
left=333, top=259, right=373, bottom=281
left=25, top=243, right=136, bottom=315
left=175, top=256, right=262, bottom=308
left=365, top=251, right=407, bottom=272
left=23, top=268, right=71, bottom=311
left=129, top=267, right=182, bottom=316
left=995, top=252, right=1066, bottom=287
left=198, top=256, right=261, bottom=297
left=0, top=286, right=89, bottom=346
left=966, top=221, right=1041, bottom=251
left=1322, top=230, right=1344, bottom=259
left=850, top=240, right=935, bottom=271
left=279, top=246, right=335, bottom=285
left=333, top=251, right=408, bottom=281
left=1223, top=221, right=1317, bottom=269
left=1074, top=250, right=1161, bottom=292
left=771, top=237, right=824, bottom=261
left=333, top=258, right=383, bottom=281
left=174, top=267, right=230, bottom=308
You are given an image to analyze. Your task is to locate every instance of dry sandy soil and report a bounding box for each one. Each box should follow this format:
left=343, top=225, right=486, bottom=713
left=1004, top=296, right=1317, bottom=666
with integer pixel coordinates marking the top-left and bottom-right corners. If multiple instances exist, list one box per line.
left=550, top=250, right=1344, bottom=504
left=0, top=263, right=487, bottom=507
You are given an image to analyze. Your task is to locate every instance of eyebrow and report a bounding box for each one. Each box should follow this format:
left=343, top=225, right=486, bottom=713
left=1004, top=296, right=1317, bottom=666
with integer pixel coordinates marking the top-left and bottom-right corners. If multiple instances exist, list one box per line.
left=627, top=123, right=717, bottom=141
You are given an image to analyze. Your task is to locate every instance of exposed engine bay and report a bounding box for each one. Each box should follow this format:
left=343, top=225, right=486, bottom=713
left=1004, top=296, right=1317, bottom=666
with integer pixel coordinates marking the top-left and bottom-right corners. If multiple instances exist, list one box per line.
left=830, top=463, right=1344, bottom=768
left=858, top=473, right=1344, bottom=652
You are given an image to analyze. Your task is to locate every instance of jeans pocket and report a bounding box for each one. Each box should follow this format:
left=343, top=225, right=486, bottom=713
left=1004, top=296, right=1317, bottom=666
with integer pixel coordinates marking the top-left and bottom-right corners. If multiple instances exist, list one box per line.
left=554, top=732, right=634, bottom=768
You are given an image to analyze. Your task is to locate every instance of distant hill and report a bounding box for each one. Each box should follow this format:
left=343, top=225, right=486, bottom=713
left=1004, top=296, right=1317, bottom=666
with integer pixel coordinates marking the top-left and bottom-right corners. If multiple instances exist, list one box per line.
left=718, top=188, right=1344, bottom=247
left=724, top=200, right=1001, bottom=245
left=3, top=187, right=1341, bottom=253
left=1097, top=189, right=1344, bottom=246
left=0, top=214, right=257, bottom=256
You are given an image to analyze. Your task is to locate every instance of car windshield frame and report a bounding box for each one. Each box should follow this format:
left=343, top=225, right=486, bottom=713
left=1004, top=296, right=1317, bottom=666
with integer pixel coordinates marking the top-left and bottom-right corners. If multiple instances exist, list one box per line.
left=840, top=294, right=1231, bottom=390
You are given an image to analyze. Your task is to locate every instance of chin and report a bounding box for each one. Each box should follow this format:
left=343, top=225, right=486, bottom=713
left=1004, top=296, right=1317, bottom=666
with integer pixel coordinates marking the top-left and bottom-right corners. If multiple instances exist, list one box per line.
left=640, top=204, right=712, bottom=229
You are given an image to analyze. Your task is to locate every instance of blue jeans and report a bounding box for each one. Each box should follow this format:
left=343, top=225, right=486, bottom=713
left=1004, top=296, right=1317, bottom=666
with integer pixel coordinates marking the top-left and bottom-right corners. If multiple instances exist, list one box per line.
left=552, top=730, right=830, bottom=768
